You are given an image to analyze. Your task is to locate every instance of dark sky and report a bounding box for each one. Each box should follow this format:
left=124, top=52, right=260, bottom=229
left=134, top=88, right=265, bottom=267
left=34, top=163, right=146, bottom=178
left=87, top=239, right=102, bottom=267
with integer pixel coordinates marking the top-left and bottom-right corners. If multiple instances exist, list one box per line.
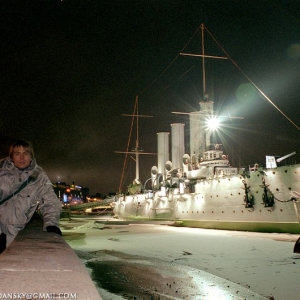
left=1, top=0, right=300, bottom=195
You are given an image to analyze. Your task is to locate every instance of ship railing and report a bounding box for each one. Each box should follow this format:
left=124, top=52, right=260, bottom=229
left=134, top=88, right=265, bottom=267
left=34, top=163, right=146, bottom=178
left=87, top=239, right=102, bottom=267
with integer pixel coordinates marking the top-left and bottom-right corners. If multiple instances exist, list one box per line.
left=249, top=163, right=259, bottom=171
left=207, top=143, right=223, bottom=151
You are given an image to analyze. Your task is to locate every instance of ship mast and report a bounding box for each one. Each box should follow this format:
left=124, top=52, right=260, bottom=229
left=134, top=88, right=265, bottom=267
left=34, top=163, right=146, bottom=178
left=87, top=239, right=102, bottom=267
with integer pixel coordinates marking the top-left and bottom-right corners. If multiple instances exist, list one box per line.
left=115, top=95, right=154, bottom=192
left=202, top=23, right=206, bottom=100
left=179, top=23, right=228, bottom=159
left=135, top=95, right=140, bottom=181
left=180, top=23, right=228, bottom=101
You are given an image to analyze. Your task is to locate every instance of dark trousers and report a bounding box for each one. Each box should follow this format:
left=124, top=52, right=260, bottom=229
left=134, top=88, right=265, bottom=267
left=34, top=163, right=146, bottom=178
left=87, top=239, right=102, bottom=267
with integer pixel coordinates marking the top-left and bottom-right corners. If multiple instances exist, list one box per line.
left=0, top=233, right=6, bottom=254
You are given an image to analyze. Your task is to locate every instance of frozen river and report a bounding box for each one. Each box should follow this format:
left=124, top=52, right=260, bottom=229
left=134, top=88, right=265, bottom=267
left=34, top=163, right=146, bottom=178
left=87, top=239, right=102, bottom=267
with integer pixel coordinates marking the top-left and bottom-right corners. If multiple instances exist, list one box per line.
left=61, top=217, right=300, bottom=300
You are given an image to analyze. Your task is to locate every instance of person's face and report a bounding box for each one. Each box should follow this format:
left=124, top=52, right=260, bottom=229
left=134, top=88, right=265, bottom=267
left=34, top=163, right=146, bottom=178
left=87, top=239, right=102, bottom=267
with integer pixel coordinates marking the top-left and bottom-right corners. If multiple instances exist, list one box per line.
left=11, top=146, right=32, bottom=169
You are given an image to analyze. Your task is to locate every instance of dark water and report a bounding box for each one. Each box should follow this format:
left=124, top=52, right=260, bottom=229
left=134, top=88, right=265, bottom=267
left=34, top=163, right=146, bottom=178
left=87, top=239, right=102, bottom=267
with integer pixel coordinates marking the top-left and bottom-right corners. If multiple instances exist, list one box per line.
left=77, top=249, right=194, bottom=300
left=80, top=250, right=270, bottom=300
left=86, top=260, right=158, bottom=300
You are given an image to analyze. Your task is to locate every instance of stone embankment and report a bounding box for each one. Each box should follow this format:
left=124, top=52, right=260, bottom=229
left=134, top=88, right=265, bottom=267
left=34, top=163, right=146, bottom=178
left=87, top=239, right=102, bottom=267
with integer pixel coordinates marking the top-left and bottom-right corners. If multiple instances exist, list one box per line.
left=0, top=214, right=101, bottom=300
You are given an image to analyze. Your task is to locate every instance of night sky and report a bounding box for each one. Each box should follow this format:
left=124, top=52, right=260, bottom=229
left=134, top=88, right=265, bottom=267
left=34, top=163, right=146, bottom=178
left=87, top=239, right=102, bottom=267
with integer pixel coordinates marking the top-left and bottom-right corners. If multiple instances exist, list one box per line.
left=1, top=0, right=300, bottom=195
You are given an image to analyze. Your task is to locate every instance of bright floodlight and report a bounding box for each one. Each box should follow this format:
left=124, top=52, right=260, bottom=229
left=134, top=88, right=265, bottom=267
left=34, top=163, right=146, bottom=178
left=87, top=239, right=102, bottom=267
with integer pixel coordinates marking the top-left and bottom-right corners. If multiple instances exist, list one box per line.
left=206, top=117, right=220, bottom=131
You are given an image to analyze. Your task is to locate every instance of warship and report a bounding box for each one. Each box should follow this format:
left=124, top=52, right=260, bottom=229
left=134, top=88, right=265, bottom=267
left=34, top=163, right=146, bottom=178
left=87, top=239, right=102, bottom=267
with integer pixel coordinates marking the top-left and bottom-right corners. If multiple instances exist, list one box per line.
left=113, top=24, right=300, bottom=235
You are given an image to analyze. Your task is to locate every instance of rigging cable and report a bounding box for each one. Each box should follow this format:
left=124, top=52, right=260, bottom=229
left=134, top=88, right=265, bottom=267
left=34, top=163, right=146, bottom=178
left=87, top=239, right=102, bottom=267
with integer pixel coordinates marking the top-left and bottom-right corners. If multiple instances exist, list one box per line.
left=138, top=24, right=202, bottom=96
left=152, top=65, right=195, bottom=97
left=204, top=24, right=300, bottom=131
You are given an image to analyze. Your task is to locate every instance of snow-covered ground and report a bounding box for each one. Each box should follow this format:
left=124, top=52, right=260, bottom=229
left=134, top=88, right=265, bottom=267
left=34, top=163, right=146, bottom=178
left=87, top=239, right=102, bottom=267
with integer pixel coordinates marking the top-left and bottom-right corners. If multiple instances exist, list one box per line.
left=61, top=217, right=300, bottom=300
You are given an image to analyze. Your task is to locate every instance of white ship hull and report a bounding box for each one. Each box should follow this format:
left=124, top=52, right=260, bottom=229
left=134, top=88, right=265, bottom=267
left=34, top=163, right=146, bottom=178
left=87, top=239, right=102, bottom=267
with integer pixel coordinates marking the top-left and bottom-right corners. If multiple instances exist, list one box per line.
left=114, top=165, right=300, bottom=233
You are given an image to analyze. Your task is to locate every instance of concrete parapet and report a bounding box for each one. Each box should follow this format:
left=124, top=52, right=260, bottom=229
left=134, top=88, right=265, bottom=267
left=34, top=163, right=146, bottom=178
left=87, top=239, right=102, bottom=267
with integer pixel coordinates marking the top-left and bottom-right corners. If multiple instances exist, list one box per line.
left=0, top=215, right=102, bottom=300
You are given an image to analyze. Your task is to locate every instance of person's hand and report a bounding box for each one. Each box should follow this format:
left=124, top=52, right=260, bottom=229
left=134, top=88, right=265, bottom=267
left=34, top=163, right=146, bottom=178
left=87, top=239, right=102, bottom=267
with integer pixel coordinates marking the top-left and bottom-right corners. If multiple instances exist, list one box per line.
left=46, top=226, right=62, bottom=236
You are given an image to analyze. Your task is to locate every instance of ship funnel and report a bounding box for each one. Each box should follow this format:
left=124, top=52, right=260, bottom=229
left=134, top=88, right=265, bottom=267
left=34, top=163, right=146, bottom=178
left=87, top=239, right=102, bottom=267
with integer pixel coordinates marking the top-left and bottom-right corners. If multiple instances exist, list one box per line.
left=157, top=132, right=169, bottom=174
left=171, top=123, right=185, bottom=170
left=276, top=151, right=297, bottom=163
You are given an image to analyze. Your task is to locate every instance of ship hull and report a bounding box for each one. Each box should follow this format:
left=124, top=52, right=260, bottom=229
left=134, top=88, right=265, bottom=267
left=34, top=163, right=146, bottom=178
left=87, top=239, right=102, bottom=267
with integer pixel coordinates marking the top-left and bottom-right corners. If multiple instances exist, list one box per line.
left=113, top=165, right=300, bottom=233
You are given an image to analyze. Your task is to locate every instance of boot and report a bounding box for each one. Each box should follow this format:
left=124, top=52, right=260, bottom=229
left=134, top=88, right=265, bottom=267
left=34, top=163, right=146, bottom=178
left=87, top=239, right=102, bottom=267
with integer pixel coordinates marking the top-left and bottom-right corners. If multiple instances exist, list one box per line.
left=293, top=237, right=300, bottom=253
left=0, top=233, right=6, bottom=254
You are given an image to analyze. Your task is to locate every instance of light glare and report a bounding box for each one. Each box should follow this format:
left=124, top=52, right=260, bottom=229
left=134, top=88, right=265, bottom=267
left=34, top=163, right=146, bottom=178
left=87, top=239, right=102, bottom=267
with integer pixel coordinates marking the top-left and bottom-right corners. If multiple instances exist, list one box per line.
left=207, top=117, right=220, bottom=131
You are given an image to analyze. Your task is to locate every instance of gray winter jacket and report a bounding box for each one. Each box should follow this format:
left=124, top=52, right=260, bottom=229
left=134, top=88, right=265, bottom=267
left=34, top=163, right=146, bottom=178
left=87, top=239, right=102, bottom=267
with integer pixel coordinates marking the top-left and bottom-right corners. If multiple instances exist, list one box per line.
left=0, top=157, right=61, bottom=246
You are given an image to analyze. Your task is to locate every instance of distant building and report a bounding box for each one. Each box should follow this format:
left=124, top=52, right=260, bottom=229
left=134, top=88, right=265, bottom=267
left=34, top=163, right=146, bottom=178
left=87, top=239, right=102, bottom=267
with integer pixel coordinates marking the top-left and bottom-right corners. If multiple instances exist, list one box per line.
left=86, top=194, right=104, bottom=202
left=53, top=182, right=89, bottom=204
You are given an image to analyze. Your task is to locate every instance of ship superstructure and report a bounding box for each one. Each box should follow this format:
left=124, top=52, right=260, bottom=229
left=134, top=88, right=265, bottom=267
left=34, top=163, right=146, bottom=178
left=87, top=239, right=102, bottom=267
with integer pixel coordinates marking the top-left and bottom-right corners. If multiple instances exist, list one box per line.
left=113, top=24, right=300, bottom=234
